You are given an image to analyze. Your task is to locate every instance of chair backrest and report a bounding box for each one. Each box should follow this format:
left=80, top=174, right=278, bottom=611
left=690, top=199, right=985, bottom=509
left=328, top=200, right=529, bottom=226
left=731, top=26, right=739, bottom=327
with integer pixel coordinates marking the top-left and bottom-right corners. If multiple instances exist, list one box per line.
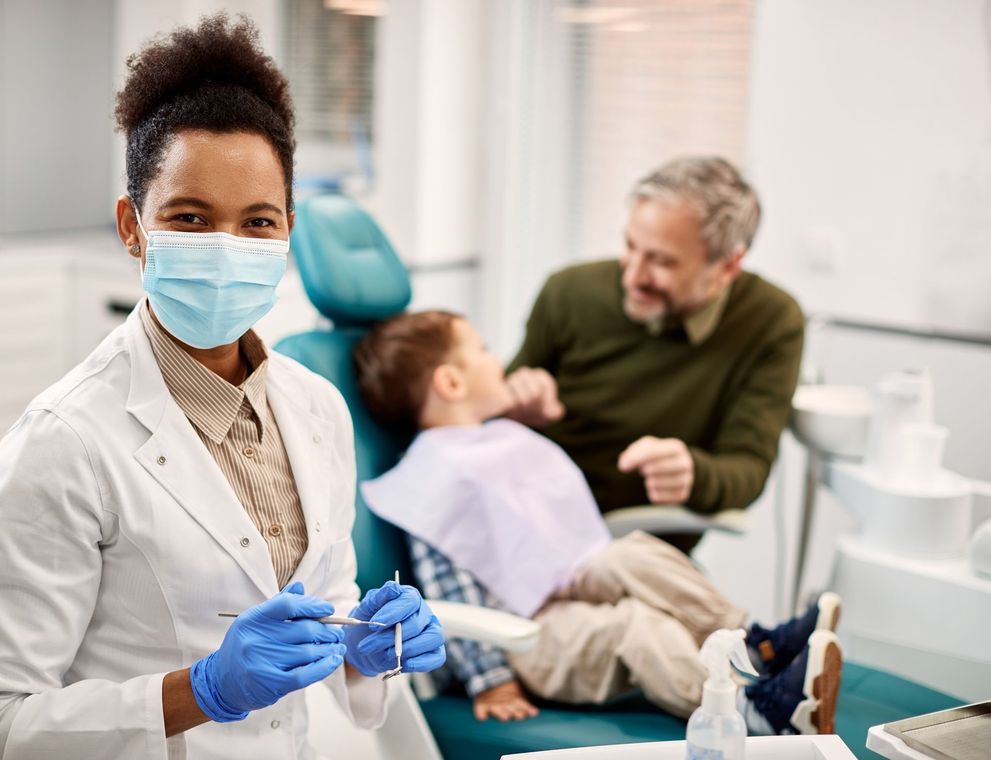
left=275, top=194, right=414, bottom=593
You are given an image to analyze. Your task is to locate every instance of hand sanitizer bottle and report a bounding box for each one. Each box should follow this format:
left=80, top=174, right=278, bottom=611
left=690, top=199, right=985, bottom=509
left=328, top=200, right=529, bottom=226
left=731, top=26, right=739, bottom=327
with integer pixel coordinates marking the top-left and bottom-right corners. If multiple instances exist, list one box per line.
left=685, top=629, right=759, bottom=760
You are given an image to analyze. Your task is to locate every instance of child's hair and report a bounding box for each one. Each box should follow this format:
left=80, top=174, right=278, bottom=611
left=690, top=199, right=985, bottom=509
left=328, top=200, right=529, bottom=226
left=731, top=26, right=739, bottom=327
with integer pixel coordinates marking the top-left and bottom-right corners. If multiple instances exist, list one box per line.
left=354, top=310, right=462, bottom=433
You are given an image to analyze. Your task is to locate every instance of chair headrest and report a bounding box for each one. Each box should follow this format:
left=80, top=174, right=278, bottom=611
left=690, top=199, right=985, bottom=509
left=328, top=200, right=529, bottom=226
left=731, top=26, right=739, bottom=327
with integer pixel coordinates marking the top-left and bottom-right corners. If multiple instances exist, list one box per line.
left=290, top=194, right=411, bottom=326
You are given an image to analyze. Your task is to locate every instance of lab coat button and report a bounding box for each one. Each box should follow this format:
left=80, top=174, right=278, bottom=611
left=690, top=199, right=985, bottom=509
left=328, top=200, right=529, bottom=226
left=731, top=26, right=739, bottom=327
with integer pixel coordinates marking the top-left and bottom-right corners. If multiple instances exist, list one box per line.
left=315, top=521, right=321, bottom=533
left=312, top=434, right=322, bottom=444
left=240, top=537, right=250, bottom=548
left=270, top=719, right=280, bottom=729
left=157, top=456, right=166, bottom=465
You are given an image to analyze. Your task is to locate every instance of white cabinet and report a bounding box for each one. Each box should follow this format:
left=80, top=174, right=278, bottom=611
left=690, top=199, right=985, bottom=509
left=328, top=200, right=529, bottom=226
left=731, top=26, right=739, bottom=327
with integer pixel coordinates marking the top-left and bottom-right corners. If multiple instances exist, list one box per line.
left=0, top=235, right=140, bottom=432
left=0, top=252, right=71, bottom=430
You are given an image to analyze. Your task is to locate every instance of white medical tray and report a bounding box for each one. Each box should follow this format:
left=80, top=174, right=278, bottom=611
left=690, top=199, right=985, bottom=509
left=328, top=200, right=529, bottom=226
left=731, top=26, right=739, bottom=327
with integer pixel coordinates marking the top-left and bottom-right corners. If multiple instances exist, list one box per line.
left=502, top=735, right=856, bottom=759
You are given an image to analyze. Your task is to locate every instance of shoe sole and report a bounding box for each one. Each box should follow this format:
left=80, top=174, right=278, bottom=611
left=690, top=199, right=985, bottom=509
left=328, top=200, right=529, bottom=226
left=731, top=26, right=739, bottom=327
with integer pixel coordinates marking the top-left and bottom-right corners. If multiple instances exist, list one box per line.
left=790, top=630, right=843, bottom=734
left=815, top=592, right=842, bottom=634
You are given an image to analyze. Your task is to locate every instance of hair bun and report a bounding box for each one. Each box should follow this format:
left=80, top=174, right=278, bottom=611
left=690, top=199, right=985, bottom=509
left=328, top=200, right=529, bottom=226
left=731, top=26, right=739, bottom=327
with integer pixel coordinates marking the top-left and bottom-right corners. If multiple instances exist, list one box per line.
left=114, top=13, right=293, bottom=136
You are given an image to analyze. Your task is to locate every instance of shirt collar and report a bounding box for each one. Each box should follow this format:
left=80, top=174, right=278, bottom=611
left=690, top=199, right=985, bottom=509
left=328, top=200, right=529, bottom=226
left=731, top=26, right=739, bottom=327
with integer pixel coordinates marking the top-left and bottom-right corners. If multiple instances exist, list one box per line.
left=139, top=301, right=270, bottom=444
left=680, top=283, right=732, bottom=346
left=614, top=261, right=732, bottom=345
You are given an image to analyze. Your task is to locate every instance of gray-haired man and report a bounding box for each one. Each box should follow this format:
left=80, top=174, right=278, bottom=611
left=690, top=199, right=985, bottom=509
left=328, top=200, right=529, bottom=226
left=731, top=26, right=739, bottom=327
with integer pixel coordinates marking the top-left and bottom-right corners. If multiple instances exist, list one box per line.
left=507, top=156, right=804, bottom=552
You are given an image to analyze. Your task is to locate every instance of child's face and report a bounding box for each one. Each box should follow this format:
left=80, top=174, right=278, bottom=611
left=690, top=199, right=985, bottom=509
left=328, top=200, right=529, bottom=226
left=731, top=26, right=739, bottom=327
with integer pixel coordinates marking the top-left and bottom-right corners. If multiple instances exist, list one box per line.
left=450, top=319, right=515, bottom=420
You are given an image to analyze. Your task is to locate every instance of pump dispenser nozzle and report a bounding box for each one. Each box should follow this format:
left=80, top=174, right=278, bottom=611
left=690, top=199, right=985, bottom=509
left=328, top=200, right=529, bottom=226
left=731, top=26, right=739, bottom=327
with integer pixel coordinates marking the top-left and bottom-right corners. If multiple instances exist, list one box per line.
left=686, top=629, right=757, bottom=759
left=698, top=628, right=759, bottom=715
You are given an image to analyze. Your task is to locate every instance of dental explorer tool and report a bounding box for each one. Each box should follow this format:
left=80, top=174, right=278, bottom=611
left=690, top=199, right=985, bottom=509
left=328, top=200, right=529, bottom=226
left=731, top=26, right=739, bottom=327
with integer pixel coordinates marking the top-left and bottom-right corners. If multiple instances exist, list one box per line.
left=217, top=612, right=387, bottom=627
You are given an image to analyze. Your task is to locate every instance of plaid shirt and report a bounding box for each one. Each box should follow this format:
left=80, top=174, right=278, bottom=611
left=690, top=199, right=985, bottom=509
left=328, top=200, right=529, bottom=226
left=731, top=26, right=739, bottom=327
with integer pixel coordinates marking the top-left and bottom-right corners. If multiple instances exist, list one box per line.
left=407, top=535, right=516, bottom=697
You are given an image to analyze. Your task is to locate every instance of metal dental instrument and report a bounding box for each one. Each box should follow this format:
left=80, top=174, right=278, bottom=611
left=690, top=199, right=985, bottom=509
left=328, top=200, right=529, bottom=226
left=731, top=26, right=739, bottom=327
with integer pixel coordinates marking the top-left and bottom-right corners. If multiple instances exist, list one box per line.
left=382, top=570, right=403, bottom=681
left=217, top=612, right=387, bottom=627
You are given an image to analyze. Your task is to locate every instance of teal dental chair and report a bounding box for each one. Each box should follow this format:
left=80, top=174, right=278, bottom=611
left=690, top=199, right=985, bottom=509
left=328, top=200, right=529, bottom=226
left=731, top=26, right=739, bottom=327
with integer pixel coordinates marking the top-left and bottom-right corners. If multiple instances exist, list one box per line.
left=275, top=194, right=963, bottom=760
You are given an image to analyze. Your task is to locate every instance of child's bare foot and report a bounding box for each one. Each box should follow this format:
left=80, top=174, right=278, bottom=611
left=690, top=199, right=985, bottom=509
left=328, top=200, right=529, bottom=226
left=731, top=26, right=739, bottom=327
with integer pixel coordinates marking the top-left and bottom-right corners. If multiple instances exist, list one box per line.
left=473, top=679, right=540, bottom=722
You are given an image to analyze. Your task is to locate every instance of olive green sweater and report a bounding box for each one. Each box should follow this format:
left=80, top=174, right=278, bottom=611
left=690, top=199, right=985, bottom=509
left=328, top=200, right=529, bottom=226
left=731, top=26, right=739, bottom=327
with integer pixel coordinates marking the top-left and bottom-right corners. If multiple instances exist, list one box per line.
left=509, top=260, right=804, bottom=516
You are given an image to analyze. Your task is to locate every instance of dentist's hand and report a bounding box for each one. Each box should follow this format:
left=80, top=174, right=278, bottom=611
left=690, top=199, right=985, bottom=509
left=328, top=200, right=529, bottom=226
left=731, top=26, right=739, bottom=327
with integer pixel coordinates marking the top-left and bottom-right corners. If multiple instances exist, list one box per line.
left=618, top=436, right=695, bottom=505
left=505, top=367, right=565, bottom=427
left=190, top=582, right=346, bottom=722
left=344, top=582, right=446, bottom=677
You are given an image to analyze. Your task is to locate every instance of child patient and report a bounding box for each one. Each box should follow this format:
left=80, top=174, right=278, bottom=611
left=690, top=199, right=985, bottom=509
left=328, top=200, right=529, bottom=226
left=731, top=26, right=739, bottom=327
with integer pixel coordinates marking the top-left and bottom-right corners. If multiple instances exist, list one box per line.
left=354, top=310, right=843, bottom=736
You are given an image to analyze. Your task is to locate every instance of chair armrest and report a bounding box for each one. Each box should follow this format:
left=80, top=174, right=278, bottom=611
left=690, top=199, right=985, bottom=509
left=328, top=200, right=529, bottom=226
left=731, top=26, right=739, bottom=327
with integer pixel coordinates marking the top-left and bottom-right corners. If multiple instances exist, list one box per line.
left=604, top=504, right=749, bottom=538
left=425, top=600, right=540, bottom=652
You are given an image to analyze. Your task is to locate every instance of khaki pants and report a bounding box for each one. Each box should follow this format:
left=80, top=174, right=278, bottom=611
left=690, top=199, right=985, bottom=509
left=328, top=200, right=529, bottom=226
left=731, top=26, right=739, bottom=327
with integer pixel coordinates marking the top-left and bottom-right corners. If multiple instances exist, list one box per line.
left=507, top=531, right=746, bottom=718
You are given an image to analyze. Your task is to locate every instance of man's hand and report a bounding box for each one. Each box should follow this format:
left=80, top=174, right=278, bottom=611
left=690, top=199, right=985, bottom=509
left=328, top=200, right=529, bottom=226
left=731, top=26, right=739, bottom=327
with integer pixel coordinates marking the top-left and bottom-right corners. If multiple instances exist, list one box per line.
left=617, top=436, right=694, bottom=505
left=473, top=680, right=540, bottom=722
left=504, top=367, right=565, bottom=427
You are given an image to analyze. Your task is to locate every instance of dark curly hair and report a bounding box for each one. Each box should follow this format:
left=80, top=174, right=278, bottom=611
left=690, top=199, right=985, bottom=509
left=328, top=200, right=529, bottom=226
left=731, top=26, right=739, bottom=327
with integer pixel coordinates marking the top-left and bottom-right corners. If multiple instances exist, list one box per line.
left=114, top=13, right=295, bottom=213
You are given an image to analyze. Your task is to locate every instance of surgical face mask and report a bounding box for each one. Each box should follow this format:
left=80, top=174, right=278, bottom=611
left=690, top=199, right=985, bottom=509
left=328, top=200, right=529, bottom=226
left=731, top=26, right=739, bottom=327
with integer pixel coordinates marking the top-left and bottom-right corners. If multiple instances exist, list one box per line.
left=134, top=206, right=289, bottom=349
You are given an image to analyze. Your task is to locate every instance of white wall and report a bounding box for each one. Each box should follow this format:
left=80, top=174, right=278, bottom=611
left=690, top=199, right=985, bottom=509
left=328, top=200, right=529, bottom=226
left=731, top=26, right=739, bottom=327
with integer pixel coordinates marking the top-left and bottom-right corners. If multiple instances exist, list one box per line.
left=113, top=0, right=281, bottom=87
left=369, top=0, right=487, bottom=266
left=364, top=0, right=490, bottom=327
left=413, top=0, right=486, bottom=264
left=366, top=0, right=422, bottom=261
left=696, top=0, right=991, bottom=625
left=0, top=0, right=114, bottom=234
left=745, top=0, right=991, bottom=337
left=477, top=0, right=578, bottom=359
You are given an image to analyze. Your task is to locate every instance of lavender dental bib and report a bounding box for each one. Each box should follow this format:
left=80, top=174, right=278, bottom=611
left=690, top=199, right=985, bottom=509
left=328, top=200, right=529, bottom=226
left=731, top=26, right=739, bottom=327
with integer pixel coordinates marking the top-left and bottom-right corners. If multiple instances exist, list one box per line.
left=361, top=419, right=611, bottom=617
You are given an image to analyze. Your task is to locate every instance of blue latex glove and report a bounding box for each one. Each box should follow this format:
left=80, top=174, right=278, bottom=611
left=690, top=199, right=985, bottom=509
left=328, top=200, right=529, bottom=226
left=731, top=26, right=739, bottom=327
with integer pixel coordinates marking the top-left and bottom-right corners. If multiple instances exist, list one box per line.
left=191, top=582, right=346, bottom=722
left=344, top=581, right=446, bottom=677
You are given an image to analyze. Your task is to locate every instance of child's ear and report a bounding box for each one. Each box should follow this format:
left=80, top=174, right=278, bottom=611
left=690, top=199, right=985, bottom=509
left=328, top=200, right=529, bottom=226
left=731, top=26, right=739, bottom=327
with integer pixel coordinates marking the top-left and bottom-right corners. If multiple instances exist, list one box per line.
left=431, top=363, right=467, bottom=401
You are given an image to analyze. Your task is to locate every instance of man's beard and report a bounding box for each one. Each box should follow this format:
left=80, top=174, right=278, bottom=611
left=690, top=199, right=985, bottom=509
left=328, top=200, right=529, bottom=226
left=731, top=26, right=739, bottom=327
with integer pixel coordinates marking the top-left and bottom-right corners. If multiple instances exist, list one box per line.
left=623, top=291, right=672, bottom=325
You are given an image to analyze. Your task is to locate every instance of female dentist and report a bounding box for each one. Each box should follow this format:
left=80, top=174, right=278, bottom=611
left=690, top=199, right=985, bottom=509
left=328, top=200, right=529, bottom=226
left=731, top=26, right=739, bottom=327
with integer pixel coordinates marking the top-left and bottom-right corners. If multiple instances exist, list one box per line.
left=0, top=14, right=444, bottom=759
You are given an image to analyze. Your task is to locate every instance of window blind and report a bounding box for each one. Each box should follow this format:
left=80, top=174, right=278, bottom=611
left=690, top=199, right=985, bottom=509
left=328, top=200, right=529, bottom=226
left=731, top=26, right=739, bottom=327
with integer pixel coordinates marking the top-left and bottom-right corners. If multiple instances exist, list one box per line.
left=566, top=0, right=755, bottom=260
left=282, top=0, right=378, bottom=143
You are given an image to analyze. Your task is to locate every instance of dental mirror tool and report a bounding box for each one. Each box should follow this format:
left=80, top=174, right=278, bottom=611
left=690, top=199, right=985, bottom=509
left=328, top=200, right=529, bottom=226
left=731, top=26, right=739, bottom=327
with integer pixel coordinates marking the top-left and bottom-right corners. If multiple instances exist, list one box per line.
left=382, top=570, right=403, bottom=681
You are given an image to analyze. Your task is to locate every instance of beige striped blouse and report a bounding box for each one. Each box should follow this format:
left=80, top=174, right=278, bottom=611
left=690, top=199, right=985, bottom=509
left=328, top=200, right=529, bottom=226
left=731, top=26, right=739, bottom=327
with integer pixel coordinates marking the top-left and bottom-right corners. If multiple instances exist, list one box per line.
left=140, top=303, right=308, bottom=588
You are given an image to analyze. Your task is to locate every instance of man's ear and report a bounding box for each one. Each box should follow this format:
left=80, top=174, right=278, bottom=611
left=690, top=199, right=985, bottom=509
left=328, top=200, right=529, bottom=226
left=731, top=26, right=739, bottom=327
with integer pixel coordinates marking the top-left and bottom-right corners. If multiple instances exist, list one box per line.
left=719, top=244, right=746, bottom=283
left=430, top=364, right=467, bottom=402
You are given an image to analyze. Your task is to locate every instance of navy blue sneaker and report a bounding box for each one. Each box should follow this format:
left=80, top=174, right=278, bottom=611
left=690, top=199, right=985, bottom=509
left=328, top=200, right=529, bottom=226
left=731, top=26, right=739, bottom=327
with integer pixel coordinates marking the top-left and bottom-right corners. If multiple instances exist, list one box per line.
left=745, top=630, right=843, bottom=735
left=748, top=592, right=841, bottom=677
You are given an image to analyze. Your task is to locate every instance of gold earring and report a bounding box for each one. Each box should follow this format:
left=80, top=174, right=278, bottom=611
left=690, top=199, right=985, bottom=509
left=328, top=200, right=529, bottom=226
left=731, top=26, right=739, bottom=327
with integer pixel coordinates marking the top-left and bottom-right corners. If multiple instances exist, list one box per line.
left=129, top=244, right=141, bottom=257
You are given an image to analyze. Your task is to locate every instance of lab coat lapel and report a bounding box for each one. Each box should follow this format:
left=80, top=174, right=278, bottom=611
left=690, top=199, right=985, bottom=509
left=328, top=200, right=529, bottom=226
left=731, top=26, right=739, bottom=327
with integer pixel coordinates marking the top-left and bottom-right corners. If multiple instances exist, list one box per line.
left=124, top=309, right=278, bottom=598
left=266, top=368, right=338, bottom=589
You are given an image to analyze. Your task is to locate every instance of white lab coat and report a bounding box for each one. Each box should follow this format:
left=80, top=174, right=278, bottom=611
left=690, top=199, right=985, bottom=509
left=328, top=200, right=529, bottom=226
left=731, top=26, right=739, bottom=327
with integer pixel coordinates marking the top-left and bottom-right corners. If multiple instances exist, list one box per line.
left=0, top=308, right=387, bottom=759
